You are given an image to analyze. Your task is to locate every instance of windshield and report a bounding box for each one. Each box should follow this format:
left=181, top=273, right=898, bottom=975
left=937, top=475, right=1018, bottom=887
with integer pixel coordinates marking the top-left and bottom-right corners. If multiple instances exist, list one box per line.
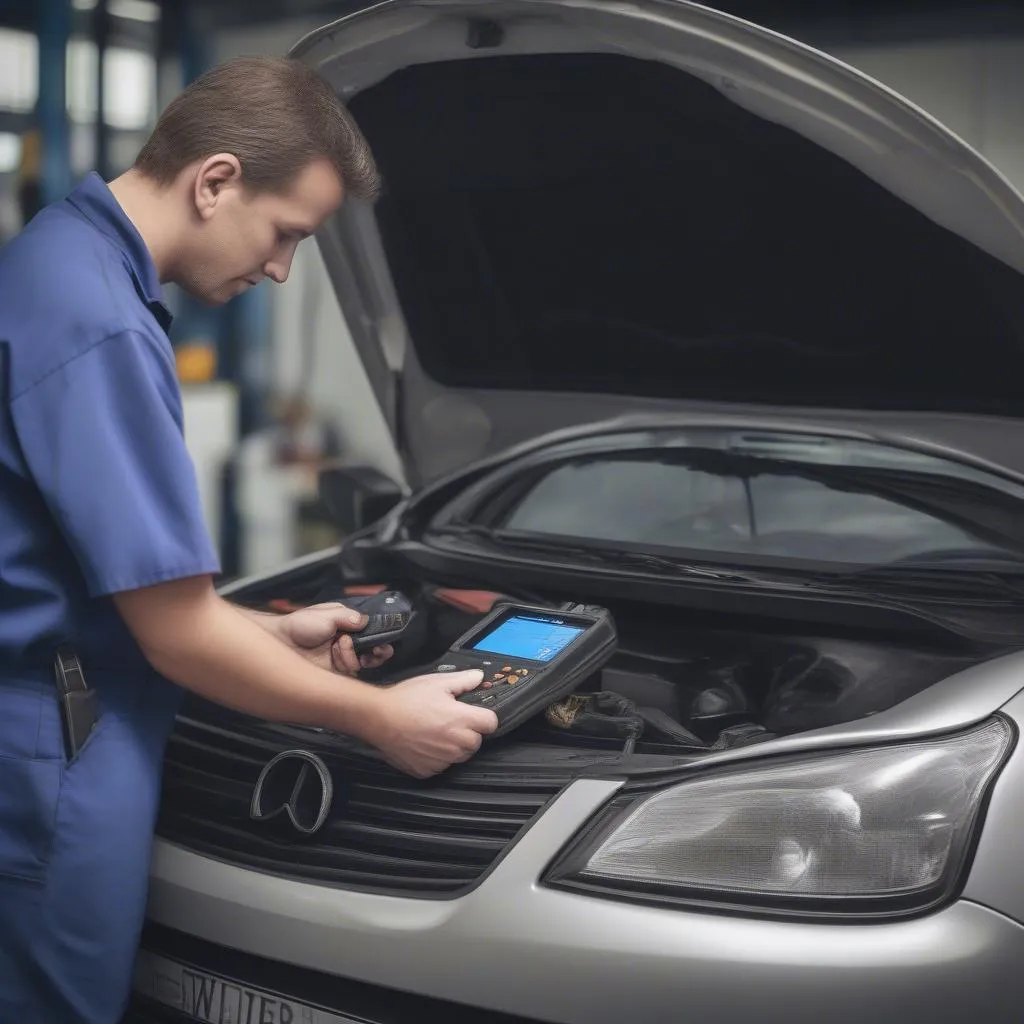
left=495, top=441, right=1024, bottom=569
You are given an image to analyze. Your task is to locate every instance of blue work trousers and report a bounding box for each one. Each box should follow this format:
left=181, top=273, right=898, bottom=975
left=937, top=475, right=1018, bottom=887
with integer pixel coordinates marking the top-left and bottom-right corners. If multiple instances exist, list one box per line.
left=0, top=669, right=179, bottom=1023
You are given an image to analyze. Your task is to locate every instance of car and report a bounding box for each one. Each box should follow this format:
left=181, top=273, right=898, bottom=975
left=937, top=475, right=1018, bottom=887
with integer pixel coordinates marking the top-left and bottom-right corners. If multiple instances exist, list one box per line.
left=126, top=1, right=1024, bottom=1021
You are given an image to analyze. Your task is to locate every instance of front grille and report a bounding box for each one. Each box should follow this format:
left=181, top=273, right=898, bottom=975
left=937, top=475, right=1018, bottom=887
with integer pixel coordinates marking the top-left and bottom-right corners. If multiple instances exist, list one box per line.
left=156, top=699, right=570, bottom=897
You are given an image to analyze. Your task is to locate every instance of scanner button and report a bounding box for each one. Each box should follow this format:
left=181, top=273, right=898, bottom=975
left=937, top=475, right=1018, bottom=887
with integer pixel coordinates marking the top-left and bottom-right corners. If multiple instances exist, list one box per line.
left=491, top=674, right=506, bottom=684
left=436, top=664, right=457, bottom=672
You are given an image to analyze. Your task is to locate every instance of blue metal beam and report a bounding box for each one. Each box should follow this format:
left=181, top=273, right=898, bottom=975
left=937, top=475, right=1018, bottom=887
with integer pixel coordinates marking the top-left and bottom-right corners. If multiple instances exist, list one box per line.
left=37, top=0, right=71, bottom=205
left=94, top=0, right=110, bottom=180
left=179, top=0, right=207, bottom=86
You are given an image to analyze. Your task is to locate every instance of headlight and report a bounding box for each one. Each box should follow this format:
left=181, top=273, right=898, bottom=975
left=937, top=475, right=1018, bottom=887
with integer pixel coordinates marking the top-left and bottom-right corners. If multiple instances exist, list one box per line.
left=544, top=717, right=1014, bottom=920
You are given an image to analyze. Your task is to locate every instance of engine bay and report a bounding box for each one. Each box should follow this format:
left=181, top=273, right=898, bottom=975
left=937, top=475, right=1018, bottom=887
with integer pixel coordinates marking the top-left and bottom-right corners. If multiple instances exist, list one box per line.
left=243, top=566, right=996, bottom=759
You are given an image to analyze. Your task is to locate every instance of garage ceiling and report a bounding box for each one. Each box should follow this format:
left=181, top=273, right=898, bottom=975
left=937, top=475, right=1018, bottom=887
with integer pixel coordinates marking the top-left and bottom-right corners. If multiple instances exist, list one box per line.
left=1, top=1, right=1021, bottom=44
left=183, top=0, right=1024, bottom=40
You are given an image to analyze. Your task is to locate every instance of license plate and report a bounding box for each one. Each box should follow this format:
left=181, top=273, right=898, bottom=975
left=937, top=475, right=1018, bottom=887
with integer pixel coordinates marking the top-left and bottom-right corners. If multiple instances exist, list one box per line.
left=133, top=950, right=366, bottom=1024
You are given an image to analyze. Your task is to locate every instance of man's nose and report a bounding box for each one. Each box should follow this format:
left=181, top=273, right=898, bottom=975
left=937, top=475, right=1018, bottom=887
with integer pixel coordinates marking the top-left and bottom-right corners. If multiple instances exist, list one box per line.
left=264, top=257, right=291, bottom=285
left=265, top=236, right=301, bottom=285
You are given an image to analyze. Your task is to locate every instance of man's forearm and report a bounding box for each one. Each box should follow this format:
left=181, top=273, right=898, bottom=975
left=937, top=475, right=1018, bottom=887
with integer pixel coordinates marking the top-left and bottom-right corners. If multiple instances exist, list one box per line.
left=234, top=603, right=283, bottom=635
left=113, top=580, right=384, bottom=740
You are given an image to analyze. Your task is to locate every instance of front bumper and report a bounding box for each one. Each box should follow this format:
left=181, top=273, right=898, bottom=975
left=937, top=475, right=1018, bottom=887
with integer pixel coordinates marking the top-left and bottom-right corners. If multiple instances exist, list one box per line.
left=141, top=777, right=1024, bottom=1023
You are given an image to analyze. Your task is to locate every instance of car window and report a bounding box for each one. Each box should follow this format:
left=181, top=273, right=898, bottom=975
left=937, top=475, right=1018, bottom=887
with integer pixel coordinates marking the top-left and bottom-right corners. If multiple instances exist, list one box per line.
left=500, top=457, right=1002, bottom=565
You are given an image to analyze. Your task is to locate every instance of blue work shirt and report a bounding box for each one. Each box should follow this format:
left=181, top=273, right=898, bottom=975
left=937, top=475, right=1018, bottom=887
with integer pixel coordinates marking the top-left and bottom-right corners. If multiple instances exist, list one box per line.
left=0, top=171, right=221, bottom=674
left=0, top=173, right=227, bottom=1024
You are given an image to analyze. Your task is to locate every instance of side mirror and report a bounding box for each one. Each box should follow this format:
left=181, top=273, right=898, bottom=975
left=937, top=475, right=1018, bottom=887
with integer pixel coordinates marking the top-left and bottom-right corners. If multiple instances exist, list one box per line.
left=317, top=464, right=404, bottom=535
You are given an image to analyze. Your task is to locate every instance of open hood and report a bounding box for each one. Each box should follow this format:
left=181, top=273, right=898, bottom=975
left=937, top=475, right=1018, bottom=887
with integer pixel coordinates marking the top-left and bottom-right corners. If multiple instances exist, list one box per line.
left=291, top=0, right=1024, bottom=485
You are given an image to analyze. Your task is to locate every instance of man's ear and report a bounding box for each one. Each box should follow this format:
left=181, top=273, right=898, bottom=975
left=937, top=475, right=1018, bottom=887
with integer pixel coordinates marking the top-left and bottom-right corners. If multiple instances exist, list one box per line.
left=193, top=153, right=243, bottom=220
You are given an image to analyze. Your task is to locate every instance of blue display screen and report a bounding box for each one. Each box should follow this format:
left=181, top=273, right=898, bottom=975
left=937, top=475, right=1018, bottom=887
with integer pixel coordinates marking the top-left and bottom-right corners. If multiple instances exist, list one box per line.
left=471, top=614, right=585, bottom=663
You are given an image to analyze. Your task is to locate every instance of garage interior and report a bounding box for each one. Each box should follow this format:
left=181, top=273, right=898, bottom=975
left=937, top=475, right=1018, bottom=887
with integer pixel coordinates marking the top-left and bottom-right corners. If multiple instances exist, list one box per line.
left=6, top=3, right=1024, bottom=1023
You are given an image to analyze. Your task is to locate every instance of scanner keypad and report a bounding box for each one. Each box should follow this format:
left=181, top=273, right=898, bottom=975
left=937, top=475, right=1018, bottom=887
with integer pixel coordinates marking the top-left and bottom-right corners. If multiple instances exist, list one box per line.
left=435, top=656, right=534, bottom=706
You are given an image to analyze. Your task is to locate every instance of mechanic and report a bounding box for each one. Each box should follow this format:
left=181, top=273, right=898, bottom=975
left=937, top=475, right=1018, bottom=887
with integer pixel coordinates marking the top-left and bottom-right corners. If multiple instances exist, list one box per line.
left=0, top=56, right=498, bottom=1024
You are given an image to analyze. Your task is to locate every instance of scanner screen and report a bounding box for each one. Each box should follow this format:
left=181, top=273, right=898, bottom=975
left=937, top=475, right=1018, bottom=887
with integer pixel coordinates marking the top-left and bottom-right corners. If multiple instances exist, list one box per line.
left=470, top=614, right=585, bottom=663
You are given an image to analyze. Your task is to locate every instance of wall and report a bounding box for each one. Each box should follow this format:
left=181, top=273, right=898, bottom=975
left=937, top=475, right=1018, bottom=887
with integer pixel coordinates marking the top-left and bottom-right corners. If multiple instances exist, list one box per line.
left=830, top=37, right=1024, bottom=190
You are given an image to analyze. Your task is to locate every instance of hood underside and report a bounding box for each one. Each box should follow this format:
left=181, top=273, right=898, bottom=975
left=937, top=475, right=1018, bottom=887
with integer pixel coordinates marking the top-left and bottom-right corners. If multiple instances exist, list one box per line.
left=293, top=0, right=1024, bottom=482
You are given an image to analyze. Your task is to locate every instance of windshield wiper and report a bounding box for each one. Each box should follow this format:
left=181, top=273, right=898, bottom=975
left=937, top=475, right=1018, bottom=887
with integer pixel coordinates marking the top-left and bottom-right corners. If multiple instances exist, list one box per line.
left=439, top=526, right=766, bottom=584
left=438, top=525, right=1024, bottom=602
left=861, top=549, right=1024, bottom=574
left=815, top=564, right=1024, bottom=601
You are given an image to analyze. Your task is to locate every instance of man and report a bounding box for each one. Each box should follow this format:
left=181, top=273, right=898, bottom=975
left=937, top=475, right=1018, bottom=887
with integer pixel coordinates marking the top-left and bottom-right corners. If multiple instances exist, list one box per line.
left=0, top=56, right=497, bottom=1023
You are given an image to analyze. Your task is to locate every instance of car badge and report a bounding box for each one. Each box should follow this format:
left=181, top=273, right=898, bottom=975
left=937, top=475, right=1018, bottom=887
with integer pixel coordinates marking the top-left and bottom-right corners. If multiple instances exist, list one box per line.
left=249, top=749, right=333, bottom=835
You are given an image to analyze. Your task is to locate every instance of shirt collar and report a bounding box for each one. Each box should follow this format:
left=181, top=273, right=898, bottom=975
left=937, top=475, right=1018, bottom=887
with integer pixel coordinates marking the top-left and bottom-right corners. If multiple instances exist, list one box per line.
left=65, top=171, right=173, bottom=333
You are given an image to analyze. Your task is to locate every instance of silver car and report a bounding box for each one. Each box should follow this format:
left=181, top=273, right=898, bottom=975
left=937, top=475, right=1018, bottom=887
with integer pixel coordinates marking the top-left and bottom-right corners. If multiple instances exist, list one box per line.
left=127, top=1, right=1024, bottom=1021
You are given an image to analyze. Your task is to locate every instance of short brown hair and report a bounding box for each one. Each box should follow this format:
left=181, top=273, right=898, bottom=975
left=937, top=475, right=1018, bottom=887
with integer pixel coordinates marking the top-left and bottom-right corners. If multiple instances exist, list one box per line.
left=134, top=56, right=380, bottom=201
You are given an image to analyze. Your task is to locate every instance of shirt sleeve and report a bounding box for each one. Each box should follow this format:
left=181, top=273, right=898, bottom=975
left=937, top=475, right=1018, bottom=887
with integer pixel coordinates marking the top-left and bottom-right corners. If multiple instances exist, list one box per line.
left=10, top=329, right=222, bottom=597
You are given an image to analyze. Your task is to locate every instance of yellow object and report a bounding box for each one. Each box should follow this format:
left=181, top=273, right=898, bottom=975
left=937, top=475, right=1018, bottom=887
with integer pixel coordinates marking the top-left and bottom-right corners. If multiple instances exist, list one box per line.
left=19, top=129, right=41, bottom=182
left=175, top=343, right=217, bottom=383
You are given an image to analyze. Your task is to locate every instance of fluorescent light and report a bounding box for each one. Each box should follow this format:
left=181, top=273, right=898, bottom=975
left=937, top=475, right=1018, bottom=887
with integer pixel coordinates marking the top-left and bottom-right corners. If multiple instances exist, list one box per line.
left=66, top=41, right=156, bottom=129
left=0, top=133, right=22, bottom=174
left=74, top=0, right=159, bottom=20
left=109, top=0, right=160, bottom=22
left=0, top=29, right=38, bottom=113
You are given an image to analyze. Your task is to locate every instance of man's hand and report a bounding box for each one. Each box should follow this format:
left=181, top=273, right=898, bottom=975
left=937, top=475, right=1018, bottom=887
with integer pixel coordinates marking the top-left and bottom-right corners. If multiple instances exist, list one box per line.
left=114, top=578, right=492, bottom=779
left=267, top=602, right=394, bottom=675
left=361, top=670, right=499, bottom=778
